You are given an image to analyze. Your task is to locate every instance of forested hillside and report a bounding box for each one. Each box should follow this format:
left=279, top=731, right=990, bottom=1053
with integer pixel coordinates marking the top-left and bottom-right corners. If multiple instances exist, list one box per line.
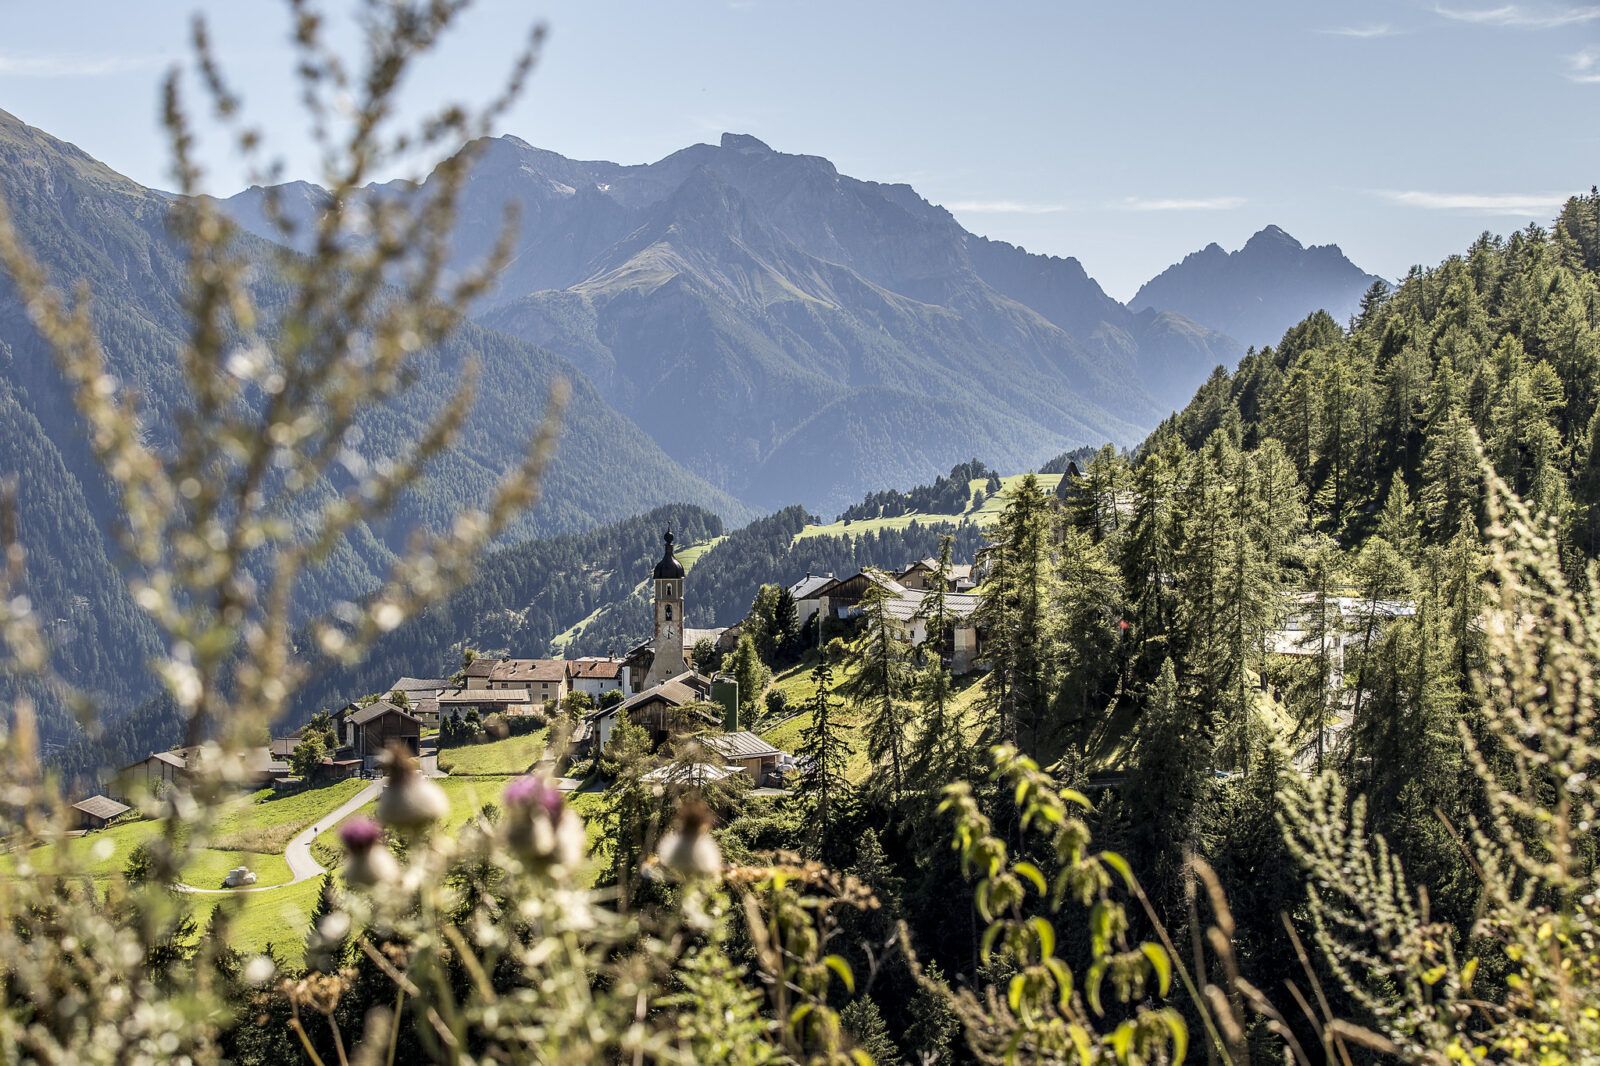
left=920, top=192, right=1600, bottom=1057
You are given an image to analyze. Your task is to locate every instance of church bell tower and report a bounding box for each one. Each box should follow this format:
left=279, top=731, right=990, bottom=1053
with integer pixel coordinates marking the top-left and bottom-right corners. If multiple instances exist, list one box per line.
left=644, top=528, right=687, bottom=687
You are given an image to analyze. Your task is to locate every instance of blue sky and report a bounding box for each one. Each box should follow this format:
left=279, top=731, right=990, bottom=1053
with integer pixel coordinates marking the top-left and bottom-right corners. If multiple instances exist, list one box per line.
left=1, top=1, right=1594, bottom=299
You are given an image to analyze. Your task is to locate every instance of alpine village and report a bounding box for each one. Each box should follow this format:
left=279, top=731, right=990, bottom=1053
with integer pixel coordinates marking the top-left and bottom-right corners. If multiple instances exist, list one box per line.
left=2, top=4, right=1598, bottom=1065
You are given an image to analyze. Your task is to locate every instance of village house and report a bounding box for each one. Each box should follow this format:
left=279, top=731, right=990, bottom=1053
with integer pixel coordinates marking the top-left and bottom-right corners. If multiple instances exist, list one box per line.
left=567, top=656, right=631, bottom=699
left=896, top=557, right=977, bottom=593
left=702, top=731, right=785, bottom=785
left=786, top=573, right=836, bottom=628
left=580, top=670, right=718, bottom=754
left=436, top=688, right=535, bottom=718
left=116, top=750, right=190, bottom=796
left=115, top=745, right=289, bottom=798
left=71, top=794, right=131, bottom=831
left=336, top=700, right=422, bottom=765
left=464, top=657, right=569, bottom=707
left=386, top=676, right=448, bottom=726
left=809, top=568, right=984, bottom=673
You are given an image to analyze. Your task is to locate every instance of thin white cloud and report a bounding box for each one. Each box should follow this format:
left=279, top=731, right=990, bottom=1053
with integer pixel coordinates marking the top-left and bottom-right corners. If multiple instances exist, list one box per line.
left=1320, top=24, right=1408, bottom=37
left=1432, top=3, right=1600, bottom=27
left=1570, top=46, right=1600, bottom=82
left=943, top=199, right=1071, bottom=214
left=1376, top=189, right=1572, bottom=213
left=0, top=51, right=171, bottom=78
left=1116, top=196, right=1246, bottom=212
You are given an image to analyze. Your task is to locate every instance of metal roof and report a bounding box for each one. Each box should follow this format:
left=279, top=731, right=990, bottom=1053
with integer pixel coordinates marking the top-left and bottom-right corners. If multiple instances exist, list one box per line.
left=72, top=794, right=131, bottom=821
left=704, top=731, right=784, bottom=761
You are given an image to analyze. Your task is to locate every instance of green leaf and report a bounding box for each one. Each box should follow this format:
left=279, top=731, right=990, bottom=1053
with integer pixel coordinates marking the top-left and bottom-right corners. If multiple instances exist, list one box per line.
left=851, top=1052, right=874, bottom=1066
left=980, top=921, right=1003, bottom=962
left=1421, top=964, right=1446, bottom=986
left=823, top=954, right=855, bottom=994
left=1069, top=1026, right=1094, bottom=1066
left=1044, top=957, right=1074, bottom=1009
left=1141, top=942, right=1171, bottom=997
left=1008, top=973, right=1027, bottom=1013
left=1461, top=956, right=1479, bottom=990
left=1099, top=850, right=1137, bottom=892
left=1110, top=1021, right=1135, bottom=1060
left=1030, top=915, right=1056, bottom=959
left=1060, top=787, right=1092, bottom=810
left=1086, top=959, right=1107, bottom=1016
left=1160, top=1007, right=1189, bottom=1064
left=1014, top=861, right=1048, bottom=896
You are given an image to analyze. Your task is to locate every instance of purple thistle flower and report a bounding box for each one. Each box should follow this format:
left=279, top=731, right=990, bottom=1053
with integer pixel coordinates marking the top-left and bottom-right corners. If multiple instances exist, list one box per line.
left=504, top=775, right=564, bottom=821
left=340, top=816, right=384, bottom=851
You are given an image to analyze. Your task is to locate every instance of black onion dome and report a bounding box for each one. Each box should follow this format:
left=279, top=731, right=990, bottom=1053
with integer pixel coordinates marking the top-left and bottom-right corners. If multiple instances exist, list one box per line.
left=653, top=529, right=685, bottom=580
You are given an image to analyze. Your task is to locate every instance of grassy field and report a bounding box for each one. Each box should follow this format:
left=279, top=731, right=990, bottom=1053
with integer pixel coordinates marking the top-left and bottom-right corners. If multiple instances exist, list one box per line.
left=757, top=654, right=989, bottom=783
left=202, top=876, right=326, bottom=963
left=437, top=729, right=549, bottom=776
left=794, top=473, right=1064, bottom=542
left=5, top=781, right=367, bottom=887
left=209, top=779, right=370, bottom=853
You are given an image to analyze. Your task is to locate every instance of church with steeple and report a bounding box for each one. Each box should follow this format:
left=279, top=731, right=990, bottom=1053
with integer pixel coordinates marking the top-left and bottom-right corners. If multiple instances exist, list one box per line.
left=643, top=528, right=687, bottom=687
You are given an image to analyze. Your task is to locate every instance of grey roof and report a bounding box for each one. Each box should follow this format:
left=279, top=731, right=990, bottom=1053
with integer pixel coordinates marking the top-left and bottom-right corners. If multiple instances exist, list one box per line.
left=643, top=762, right=740, bottom=784
left=879, top=589, right=981, bottom=623
left=704, top=731, right=784, bottom=760
left=390, top=676, right=447, bottom=693
left=437, top=688, right=532, bottom=704
left=72, top=794, right=131, bottom=821
left=788, top=574, right=836, bottom=601
left=347, top=700, right=420, bottom=727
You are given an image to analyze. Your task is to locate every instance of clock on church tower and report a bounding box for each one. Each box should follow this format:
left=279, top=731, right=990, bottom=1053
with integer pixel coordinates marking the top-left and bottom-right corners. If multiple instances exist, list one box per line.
left=644, top=528, right=687, bottom=687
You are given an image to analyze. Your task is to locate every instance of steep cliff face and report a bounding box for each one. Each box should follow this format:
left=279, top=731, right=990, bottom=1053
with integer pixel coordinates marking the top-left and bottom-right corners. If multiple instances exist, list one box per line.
left=1130, top=225, right=1385, bottom=351
left=230, top=132, right=1242, bottom=510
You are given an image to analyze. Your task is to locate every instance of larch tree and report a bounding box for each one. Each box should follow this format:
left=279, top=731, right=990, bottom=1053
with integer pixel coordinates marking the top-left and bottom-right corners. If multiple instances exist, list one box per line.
left=838, top=574, right=913, bottom=803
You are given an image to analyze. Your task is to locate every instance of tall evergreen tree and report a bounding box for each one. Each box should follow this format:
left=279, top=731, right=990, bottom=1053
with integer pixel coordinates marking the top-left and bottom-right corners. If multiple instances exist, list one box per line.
left=838, top=575, right=913, bottom=802
left=971, top=474, right=1058, bottom=757
left=795, top=658, right=851, bottom=860
left=909, top=536, right=965, bottom=788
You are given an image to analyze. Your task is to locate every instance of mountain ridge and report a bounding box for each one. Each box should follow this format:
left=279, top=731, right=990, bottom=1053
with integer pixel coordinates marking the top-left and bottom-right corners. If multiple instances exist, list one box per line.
left=223, top=131, right=1250, bottom=511
left=1130, top=224, right=1385, bottom=351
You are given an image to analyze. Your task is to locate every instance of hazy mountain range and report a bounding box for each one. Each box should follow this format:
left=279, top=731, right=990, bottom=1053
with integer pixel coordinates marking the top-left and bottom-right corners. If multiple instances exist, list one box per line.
left=1130, top=224, right=1385, bottom=350
left=224, top=133, right=1240, bottom=511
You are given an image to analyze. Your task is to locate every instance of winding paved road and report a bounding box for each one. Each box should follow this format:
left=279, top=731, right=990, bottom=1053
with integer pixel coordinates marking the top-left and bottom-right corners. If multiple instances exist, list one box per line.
left=174, top=779, right=382, bottom=895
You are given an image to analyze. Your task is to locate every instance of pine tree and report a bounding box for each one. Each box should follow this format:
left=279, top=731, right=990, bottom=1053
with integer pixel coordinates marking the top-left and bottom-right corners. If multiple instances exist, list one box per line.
left=839, top=575, right=913, bottom=802
left=909, top=536, right=964, bottom=787
left=1052, top=524, right=1123, bottom=749
left=772, top=585, right=800, bottom=662
left=839, top=998, right=903, bottom=1066
left=1128, top=658, right=1208, bottom=911
left=1419, top=405, right=1482, bottom=539
left=728, top=632, right=768, bottom=724
left=795, top=658, right=850, bottom=860
left=971, top=473, right=1058, bottom=756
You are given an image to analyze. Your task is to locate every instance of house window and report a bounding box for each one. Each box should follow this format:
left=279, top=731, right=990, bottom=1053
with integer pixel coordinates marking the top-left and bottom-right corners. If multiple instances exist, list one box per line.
left=665, top=583, right=673, bottom=597
left=665, top=604, right=673, bottom=621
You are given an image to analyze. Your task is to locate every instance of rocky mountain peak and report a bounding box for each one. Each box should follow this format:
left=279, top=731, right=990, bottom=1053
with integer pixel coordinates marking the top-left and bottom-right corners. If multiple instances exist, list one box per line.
left=720, top=132, right=773, bottom=154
